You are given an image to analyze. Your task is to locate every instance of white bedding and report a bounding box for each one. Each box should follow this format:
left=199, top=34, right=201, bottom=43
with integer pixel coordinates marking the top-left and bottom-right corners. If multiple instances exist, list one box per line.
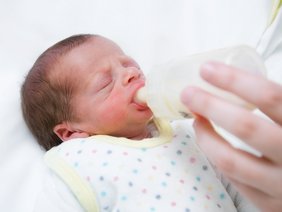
left=0, top=0, right=281, bottom=211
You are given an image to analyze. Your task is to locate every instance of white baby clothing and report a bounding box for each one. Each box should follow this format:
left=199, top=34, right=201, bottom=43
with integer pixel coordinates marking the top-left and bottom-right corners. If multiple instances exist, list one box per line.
left=44, top=119, right=257, bottom=212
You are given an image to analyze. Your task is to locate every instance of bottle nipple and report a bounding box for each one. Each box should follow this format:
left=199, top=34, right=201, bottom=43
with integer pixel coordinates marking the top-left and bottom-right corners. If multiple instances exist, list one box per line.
left=135, top=87, right=147, bottom=104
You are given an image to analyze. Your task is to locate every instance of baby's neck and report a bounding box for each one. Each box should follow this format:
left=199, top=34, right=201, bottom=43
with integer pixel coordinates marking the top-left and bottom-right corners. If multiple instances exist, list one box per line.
left=130, top=122, right=158, bottom=140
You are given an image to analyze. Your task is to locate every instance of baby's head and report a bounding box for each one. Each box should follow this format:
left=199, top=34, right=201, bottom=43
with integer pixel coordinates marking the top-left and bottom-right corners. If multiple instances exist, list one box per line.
left=21, top=34, right=152, bottom=150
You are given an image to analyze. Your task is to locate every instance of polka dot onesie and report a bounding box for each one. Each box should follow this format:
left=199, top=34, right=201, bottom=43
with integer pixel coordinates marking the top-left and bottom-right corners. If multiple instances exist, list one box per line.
left=44, top=119, right=239, bottom=212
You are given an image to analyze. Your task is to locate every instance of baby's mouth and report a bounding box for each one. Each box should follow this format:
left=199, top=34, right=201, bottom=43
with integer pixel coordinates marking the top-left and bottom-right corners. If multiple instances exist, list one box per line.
left=133, top=96, right=149, bottom=110
left=133, top=87, right=149, bottom=110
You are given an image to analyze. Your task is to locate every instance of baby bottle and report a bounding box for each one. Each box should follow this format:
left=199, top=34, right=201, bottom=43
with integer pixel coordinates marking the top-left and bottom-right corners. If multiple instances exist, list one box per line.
left=136, top=45, right=266, bottom=156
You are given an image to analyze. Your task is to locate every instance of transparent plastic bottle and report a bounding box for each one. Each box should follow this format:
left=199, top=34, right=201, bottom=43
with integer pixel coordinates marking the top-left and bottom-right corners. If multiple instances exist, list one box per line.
left=137, top=45, right=266, bottom=156
left=137, top=45, right=266, bottom=119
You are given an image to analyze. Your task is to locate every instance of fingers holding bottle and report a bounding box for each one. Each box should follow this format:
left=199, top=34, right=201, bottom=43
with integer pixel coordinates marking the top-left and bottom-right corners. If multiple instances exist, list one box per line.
left=181, top=84, right=282, bottom=163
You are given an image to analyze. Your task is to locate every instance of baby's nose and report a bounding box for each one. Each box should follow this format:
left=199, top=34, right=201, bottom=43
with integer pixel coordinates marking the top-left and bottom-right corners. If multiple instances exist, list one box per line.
left=123, top=67, right=142, bottom=85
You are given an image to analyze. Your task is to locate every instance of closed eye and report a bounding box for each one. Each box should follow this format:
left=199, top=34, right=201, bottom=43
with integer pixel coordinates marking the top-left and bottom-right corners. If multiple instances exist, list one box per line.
left=98, top=76, right=112, bottom=91
left=92, top=70, right=113, bottom=92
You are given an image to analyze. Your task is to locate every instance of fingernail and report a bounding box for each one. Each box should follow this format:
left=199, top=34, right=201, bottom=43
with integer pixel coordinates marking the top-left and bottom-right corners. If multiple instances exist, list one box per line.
left=200, top=62, right=217, bottom=78
left=181, top=86, right=197, bottom=106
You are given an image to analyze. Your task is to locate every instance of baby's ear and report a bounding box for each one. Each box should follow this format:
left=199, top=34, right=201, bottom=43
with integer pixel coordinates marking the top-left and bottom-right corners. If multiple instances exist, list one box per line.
left=53, top=122, right=89, bottom=141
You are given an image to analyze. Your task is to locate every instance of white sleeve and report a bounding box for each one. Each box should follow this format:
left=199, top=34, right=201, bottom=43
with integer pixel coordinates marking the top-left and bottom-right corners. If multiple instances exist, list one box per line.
left=33, top=171, right=84, bottom=212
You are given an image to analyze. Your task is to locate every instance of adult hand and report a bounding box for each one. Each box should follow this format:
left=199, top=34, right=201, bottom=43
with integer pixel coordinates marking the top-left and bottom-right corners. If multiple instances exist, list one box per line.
left=181, top=61, right=282, bottom=212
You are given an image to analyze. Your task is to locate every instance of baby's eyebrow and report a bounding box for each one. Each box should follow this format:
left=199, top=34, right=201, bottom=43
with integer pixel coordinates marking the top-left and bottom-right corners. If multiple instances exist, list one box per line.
left=91, top=62, right=110, bottom=75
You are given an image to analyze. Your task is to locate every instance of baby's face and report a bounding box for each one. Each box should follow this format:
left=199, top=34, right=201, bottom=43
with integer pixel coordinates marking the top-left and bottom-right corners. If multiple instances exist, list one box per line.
left=62, top=37, right=153, bottom=138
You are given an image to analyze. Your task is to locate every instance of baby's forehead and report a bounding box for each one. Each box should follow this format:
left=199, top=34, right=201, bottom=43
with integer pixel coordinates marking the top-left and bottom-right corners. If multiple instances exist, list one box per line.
left=64, top=37, right=123, bottom=67
left=71, top=36, right=124, bottom=58
left=50, top=36, right=127, bottom=85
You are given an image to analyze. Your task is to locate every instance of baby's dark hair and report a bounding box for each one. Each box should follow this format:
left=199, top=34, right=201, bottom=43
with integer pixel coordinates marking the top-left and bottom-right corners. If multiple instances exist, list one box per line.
left=21, top=34, right=95, bottom=150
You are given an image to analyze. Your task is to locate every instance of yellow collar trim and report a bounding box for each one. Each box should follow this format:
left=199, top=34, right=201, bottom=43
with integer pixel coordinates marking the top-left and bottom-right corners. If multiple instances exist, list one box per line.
left=89, top=118, right=173, bottom=148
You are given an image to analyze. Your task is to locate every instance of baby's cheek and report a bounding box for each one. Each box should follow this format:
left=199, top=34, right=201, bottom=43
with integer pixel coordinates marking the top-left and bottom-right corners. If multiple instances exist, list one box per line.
left=101, top=103, right=127, bottom=122
left=101, top=94, right=128, bottom=121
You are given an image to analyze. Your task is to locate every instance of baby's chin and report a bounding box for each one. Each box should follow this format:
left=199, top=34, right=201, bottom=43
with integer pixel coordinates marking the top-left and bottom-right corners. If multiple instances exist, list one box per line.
left=138, top=109, right=154, bottom=124
left=126, top=128, right=152, bottom=140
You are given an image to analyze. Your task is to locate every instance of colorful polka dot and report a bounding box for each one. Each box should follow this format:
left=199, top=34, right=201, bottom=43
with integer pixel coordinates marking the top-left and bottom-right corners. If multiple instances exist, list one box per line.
left=189, top=157, right=196, bottom=163
left=121, top=196, right=127, bottom=201
left=202, top=165, right=208, bottom=171
left=179, top=179, right=185, bottom=184
left=165, top=172, right=171, bottom=177
left=220, top=193, right=225, bottom=199
left=176, top=150, right=182, bottom=155
left=132, top=169, right=138, bottom=174
left=161, top=182, right=167, bottom=187
left=207, top=185, right=213, bottom=192
left=171, top=202, right=176, bottom=207
left=100, top=191, right=107, bottom=197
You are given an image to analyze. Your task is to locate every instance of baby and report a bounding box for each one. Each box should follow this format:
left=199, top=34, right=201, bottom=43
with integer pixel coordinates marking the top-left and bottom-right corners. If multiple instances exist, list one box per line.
left=21, top=34, right=257, bottom=212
